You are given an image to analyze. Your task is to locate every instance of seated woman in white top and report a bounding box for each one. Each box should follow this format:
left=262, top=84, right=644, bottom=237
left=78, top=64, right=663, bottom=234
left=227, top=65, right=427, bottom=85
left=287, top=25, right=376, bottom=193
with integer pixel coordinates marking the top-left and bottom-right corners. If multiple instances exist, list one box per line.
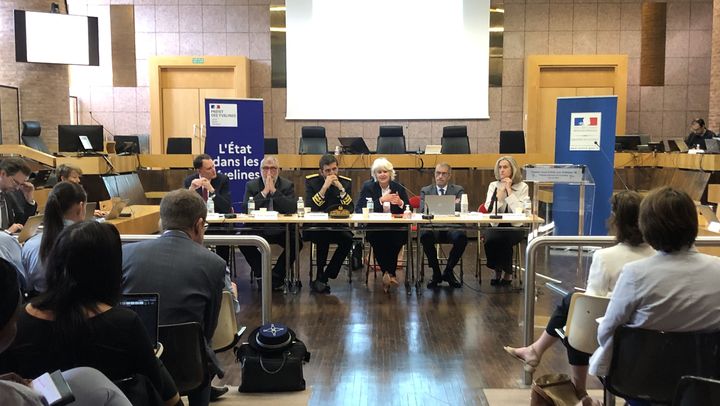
left=503, top=191, right=655, bottom=403
left=590, top=187, right=720, bottom=406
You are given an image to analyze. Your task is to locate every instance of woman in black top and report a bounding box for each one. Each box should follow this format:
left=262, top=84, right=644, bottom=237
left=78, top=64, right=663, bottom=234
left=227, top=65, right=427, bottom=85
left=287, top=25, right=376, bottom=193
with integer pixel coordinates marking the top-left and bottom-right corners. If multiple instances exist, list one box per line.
left=1, top=221, right=181, bottom=406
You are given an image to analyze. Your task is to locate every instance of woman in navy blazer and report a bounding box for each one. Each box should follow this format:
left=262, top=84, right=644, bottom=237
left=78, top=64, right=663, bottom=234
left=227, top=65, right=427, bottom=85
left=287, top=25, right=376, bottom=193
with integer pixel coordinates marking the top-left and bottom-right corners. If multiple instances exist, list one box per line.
left=355, top=158, right=409, bottom=292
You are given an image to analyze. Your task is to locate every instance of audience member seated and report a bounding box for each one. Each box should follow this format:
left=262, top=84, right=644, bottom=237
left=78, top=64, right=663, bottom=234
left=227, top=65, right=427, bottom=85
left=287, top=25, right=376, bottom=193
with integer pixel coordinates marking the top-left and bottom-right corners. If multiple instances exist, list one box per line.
left=355, top=158, right=409, bottom=293
left=0, top=230, right=25, bottom=292
left=22, top=182, right=87, bottom=295
left=122, top=189, right=227, bottom=405
left=239, top=156, right=302, bottom=290
left=0, top=158, right=38, bottom=234
left=419, top=163, right=465, bottom=289
left=303, top=154, right=354, bottom=294
left=481, top=156, right=528, bottom=286
left=0, top=221, right=181, bottom=405
left=503, top=191, right=655, bottom=405
left=685, top=118, right=716, bottom=150
left=0, top=258, right=132, bottom=406
left=55, top=164, right=107, bottom=217
left=589, top=187, right=720, bottom=406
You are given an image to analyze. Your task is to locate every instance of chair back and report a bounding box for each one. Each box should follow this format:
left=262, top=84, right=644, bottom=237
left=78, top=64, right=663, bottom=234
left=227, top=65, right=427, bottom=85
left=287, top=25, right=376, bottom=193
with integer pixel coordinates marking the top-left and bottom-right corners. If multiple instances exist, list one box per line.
left=673, top=376, right=720, bottom=406
left=166, top=138, right=192, bottom=154
left=499, top=130, right=526, bottom=154
left=441, top=126, right=470, bottom=154
left=264, top=138, right=279, bottom=154
left=299, top=126, right=328, bottom=154
left=605, top=326, right=720, bottom=404
left=21, top=121, right=49, bottom=153
left=158, top=322, right=208, bottom=395
left=376, top=126, right=406, bottom=154
left=565, top=293, right=609, bottom=354
left=211, top=291, right=239, bottom=352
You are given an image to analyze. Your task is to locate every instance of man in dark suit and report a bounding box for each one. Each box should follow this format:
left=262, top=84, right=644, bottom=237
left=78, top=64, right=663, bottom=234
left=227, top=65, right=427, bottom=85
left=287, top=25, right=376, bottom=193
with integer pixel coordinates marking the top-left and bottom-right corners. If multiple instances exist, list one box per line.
left=0, top=158, right=37, bottom=233
left=184, top=154, right=233, bottom=263
left=239, top=156, right=302, bottom=289
left=685, top=118, right=716, bottom=150
left=419, top=163, right=465, bottom=289
left=121, top=189, right=227, bottom=405
left=304, top=154, right=353, bottom=294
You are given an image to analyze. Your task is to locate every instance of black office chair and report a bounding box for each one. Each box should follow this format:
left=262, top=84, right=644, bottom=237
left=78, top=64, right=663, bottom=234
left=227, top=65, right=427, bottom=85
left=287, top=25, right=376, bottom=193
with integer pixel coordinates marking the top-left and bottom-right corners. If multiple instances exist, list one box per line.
left=673, top=376, right=720, bottom=406
left=158, top=322, right=209, bottom=395
left=264, top=138, right=279, bottom=154
left=166, top=138, right=192, bottom=154
left=441, top=125, right=470, bottom=154
left=499, top=130, right=526, bottom=154
left=376, top=126, right=406, bottom=154
left=299, top=126, right=328, bottom=154
left=21, top=121, right=49, bottom=153
left=603, top=326, right=720, bottom=405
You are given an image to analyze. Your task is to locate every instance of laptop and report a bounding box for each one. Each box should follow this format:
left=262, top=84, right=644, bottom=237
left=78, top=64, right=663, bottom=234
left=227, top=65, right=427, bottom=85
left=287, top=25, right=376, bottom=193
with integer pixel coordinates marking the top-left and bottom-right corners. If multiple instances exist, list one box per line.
left=425, top=195, right=456, bottom=216
left=698, top=204, right=719, bottom=224
left=104, top=198, right=129, bottom=220
left=338, top=137, right=371, bottom=154
left=118, top=293, right=160, bottom=350
left=706, top=138, right=720, bottom=154
left=84, top=202, right=97, bottom=220
left=668, top=139, right=689, bottom=153
left=18, top=214, right=43, bottom=244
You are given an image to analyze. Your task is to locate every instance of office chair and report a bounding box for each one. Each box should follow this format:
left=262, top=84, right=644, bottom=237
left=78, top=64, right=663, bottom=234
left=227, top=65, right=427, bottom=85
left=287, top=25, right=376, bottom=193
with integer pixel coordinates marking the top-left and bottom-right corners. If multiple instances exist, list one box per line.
left=441, top=125, right=470, bottom=154
left=299, top=126, right=328, bottom=154
left=264, top=138, right=279, bottom=154
left=21, top=121, right=49, bottom=153
left=499, top=130, right=526, bottom=154
left=166, top=137, right=192, bottom=154
left=376, top=126, right=406, bottom=154
left=158, top=322, right=209, bottom=395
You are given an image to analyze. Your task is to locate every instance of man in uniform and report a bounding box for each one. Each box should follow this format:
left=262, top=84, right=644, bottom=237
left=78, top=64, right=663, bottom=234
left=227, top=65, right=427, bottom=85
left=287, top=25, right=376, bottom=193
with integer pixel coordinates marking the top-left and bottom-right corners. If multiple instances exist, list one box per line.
left=304, top=154, right=353, bottom=294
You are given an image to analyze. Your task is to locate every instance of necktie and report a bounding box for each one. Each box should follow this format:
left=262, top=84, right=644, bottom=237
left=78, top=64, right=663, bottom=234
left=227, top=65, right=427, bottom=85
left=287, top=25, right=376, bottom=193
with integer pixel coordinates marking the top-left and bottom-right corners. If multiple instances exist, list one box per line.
left=0, top=194, right=8, bottom=230
left=202, top=187, right=208, bottom=202
left=439, top=188, right=445, bottom=195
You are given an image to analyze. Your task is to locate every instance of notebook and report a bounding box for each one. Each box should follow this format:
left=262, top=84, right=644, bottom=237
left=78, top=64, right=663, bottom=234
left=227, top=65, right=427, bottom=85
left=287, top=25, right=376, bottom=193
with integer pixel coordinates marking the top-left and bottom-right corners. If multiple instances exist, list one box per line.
left=425, top=195, right=456, bottom=216
left=118, top=293, right=159, bottom=350
left=18, top=214, right=43, bottom=244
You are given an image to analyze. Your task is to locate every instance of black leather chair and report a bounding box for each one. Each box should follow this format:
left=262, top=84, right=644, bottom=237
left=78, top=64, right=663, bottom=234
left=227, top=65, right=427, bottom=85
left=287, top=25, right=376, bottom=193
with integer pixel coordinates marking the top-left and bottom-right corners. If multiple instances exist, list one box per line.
left=376, top=126, right=406, bottom=154
left=264, top=138, right=279, bottom=154
left=299, top=126, right=327, bottom=154
left=441, top=125, right=470, bottom=154
left=21, top=121, right=49, bottom=153
left=166, top=138, right=192, bottom=154
left=673, top=376, right=720, bottom=406
left=603, top=326, right=720, bottom=405
left=158, top=322, right=209, bottom=395
left=499, top=130, right=526, bottom=154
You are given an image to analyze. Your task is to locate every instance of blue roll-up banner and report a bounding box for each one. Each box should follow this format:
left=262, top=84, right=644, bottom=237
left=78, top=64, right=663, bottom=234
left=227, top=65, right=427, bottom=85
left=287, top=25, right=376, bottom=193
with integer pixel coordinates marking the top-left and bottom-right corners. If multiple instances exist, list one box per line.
left=554, top=96, right=618, bottom=236
left=204, top=99, right=264, bottom=213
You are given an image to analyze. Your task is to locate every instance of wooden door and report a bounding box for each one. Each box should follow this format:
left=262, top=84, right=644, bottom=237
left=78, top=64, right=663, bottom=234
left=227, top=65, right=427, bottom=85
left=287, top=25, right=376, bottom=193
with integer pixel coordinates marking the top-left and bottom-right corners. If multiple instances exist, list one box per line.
left=199, top=88, right=236, bottom=153
left=162, top=88, right=200, bottom=152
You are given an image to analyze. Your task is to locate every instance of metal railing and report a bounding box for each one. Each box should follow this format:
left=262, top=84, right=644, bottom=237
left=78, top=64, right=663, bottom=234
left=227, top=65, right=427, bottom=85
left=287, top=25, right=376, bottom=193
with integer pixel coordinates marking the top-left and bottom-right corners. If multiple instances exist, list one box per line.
left=522, top=235, right=720, bottom=385
left=121, top=235, right=272, bottom=324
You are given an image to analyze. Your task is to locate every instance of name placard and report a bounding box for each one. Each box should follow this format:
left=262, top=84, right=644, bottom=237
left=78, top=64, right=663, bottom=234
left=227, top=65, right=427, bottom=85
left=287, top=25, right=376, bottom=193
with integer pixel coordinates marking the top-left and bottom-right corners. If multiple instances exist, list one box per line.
left=524, top=165, right=585, bottom=183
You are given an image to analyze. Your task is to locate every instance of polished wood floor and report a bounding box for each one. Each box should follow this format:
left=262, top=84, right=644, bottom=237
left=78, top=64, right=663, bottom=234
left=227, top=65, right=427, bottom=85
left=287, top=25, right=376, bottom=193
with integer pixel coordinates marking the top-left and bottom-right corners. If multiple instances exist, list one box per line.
left=217, top=242, right=602, bottom=405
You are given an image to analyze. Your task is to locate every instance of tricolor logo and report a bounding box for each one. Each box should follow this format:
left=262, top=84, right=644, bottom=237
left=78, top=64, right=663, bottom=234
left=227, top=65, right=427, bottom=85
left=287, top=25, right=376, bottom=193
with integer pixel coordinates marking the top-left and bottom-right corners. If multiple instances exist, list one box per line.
left=574, top=117, right=598, bottom=126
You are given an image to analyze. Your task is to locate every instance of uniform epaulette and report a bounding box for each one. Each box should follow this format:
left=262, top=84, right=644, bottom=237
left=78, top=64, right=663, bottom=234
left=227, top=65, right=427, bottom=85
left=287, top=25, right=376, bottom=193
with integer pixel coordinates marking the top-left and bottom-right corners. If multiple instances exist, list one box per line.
left=305, top=174, right=320, bottom=179
left=338, top=175, right=351, bottom=181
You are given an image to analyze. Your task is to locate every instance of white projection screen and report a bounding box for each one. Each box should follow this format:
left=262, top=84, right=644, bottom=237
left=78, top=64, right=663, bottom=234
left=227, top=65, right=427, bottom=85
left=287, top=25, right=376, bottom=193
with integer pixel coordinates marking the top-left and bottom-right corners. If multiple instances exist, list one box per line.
left=14, top=10, right=99, bottom=66
left=286, top=0, right=490, bottom=120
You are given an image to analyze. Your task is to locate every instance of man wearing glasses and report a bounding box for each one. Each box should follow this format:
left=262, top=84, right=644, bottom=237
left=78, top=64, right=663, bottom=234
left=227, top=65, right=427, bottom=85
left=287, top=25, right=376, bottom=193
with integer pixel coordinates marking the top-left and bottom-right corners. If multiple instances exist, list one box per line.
left=0, top=158, right=37, bottom=233
left=419, top=163, right=465, bottom=289
left=239, top=156, right=302, bottom=290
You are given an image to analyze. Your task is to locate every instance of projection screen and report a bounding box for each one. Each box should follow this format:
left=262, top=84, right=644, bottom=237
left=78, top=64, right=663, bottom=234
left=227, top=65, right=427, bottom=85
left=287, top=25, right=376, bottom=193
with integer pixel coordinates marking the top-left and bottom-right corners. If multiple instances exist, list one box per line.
left=286, top=0, right=490, bottom=120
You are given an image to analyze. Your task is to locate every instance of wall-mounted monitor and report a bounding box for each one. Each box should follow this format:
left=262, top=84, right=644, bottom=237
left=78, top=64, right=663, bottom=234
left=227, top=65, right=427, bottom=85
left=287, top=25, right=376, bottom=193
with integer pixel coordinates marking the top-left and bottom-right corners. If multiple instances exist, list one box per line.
left=14, top=10, right=99, bottom=66
left=58, top=125, right=104, bottom=152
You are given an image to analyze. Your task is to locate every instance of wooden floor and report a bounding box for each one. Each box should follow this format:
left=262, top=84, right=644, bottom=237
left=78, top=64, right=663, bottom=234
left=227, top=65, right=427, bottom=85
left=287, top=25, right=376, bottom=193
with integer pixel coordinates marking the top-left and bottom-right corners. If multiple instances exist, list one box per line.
left=216, top=242, right=602, bottom=405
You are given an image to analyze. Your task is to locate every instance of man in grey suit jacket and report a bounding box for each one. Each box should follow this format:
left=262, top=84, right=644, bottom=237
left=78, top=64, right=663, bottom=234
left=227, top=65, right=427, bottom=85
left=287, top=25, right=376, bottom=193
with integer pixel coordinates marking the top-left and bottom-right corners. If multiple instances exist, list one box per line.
left=419, top=163, right=466, bottom=289
left=121, top=189, right=227, bottom=405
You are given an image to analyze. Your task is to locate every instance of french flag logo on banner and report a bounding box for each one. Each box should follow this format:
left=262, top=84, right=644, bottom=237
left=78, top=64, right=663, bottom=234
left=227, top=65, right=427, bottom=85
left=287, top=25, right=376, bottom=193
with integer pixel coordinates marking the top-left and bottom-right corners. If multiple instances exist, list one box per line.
left=574, top=116, right=599, bottom=126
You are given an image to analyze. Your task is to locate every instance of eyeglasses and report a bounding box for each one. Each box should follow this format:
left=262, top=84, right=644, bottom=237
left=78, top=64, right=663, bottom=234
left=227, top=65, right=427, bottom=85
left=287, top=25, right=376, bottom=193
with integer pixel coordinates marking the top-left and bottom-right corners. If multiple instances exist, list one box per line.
left=435, top=171, right=450, bottom=177
left=203, top=222, right=209, bottom=230
left=261, top=166, right=278, bottom=170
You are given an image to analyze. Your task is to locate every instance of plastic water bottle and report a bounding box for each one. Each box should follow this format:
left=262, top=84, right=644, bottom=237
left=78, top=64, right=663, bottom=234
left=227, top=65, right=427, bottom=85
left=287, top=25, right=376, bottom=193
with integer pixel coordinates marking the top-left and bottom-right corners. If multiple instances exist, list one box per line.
left=247, top=196, right=255, bottom=214
left=460, top=194, right=468, bottom=214
left=297, top=197, right=305, bottom=217
left=206, top=195, right=215, bottom=214
left=524, top=197, right=532, bottom=217
left=366, top=197, right=374, bottom=213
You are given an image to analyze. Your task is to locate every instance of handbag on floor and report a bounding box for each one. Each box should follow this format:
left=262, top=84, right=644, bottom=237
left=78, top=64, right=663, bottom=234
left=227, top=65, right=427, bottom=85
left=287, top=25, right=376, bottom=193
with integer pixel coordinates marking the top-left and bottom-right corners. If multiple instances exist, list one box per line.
left=530, top=373, right=582, bottom=406
left=235, top=323, right=311, bottom=393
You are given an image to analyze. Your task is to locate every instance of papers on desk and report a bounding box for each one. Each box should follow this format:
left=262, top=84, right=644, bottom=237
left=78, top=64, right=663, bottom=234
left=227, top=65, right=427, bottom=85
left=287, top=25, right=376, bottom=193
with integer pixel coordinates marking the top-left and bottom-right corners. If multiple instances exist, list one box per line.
left=368, top=213, right=392, bottom=220
left=251, top=210, right=279, bottom=219
left=708, top=221, right=720, bottom=233
left=206, top=213, right=224, bottom=221
left=305, top=212, right=329, bottom=220
left=497, top=213, right=527, bottom=220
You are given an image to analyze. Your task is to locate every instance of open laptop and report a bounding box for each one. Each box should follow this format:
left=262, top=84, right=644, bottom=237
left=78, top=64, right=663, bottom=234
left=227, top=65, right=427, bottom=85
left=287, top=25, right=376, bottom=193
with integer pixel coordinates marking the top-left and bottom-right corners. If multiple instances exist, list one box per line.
left=104, top=198, right=129, bottom=220
left=668, top=139, right=689, bottom=152
left=425, top=195, right=456, bottom=216
left=84, top=202, right=97, bottom=220
left=18, top=214, right=43, bottom=244
left=118, top=293, right=160, bottom=350
left=706, top=138, right=720, bottom=154
left=338, top=137, right=371, bottom=154
left=698, top=204, right=719, bottom=224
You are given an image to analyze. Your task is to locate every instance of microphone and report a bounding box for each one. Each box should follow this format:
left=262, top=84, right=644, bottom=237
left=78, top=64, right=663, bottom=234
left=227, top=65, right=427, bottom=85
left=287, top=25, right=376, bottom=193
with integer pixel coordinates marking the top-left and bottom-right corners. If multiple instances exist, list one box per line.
left=489, top=187, right=502, bottom=219
left=394, top=181, right=417, bottom=197
left=89, top=111, right=116, bottom=138
left=594, top=141, right=631, bottom=191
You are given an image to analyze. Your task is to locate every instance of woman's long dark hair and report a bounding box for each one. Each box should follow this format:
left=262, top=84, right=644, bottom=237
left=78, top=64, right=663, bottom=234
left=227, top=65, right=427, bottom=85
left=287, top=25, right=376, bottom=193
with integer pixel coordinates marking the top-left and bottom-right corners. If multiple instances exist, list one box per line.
left=39, top=182, right=87, bottom=264
left=609, top=190, right=644, bottom=246
left=33, top=221, right=122, bottom=346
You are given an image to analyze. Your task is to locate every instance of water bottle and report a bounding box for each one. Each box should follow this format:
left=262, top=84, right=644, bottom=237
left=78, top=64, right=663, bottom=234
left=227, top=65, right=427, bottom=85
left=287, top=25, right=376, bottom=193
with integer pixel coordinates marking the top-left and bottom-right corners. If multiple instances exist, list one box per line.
left=460, top=193, right=468, bottom=214
left=524, top=197, right=532, bottom=217
left=297, top=197, right=305, bottom=217
left=366, top=197, right=374, bottom=213
left=206, top=195, right=215, bottom=214
left=335, top=145, right=341, bottom=156
left=247, top=196, right=255, bottom=214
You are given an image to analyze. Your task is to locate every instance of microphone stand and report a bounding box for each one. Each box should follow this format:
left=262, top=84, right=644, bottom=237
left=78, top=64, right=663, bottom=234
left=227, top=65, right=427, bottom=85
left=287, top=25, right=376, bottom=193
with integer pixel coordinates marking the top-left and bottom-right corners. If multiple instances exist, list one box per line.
left=489, top=188, right=502, bottom=219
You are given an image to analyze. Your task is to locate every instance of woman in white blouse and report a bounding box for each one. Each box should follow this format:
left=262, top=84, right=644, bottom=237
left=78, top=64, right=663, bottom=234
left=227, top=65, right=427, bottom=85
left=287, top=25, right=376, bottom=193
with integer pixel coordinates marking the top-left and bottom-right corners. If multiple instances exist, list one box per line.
left=503, top=191, right=654, bottom=401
